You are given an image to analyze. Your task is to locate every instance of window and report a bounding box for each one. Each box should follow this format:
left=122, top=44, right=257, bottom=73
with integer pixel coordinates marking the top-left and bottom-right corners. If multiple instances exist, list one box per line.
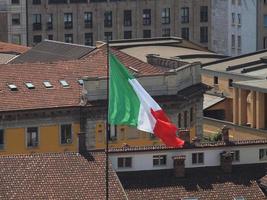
left=232, top=13, right=235, bottom=25
left=26, top=127, right=39, bottom=148
left=33, top=35, right=42, bottom=44
left=200, top=26, right=208, bottom=43
left=259, top=148, right=267, bottom=160
left=118, top=157, right=132, bottom=168
left=59, top=80, right=69, bottom=87
left=162, top=8, right=170, bottom=24
left=231, top=150, right=240, bottom=162
left=64, top=34, right=73, bottom=43
left=0, top=130, right=4, bottom=150
left=104, top=32, right=112, bottom=41
left=32, top=0, right=41, bottom=4
left=43, top=81, right=53, bottom=88
left=32, top=14, right=42, bottom=30
left=64, top=13, right=73, bottom=29
left=124, top=31, right=132, bottom=39
left=214, top=76, right=218, bottom=84
left=237, top=35, right=241, bottom=49
left=8, top=83, right=18, bottom=91
left=153, top=155, right=167, bottom=166
left=162, top=28, right=170, bottom=37
left=192, top=152, right=204, bottom=164
left=237, top=13, right=241, bottom=25
left=47, top=14, right=53, bottom=30
left=232, top=0, right=235, bottom=5
left=104, top=11, right=112, bottom=27
left=190, top=107, right=194, bottom=123
left=184, top=110, right=188, bottom=128
left=200, top=6, right=208, bottom=22
left=264, top=15, right=267, bottom=27
left=181, top=7, right=189, bottom=23
left=84, top=12, right=92, bottom=28
left=12, top=13, right=20, bottom=25
left=84, top=33, right=93, bottom=46
left=25, top=82, right=35, bottom=89
left=178, top=113, right=181, bottom=128
left=143, top=9, right=151, bottom=25
left=48, top=34, right=53, bottom=40
left=11, top=0, right=20, bottom=4
left=229, top=79, right=233, bottom=87
left=181, top=27, right=189, bottom=40
left=143, top=30, right=151, bottom=38
left=124, top=10, right=132, bottom=27
left=12, top=34, right=21, bottom=44
left=231, top=34, right=235, bottom=48
left=60, top=124, right=72, bottom=144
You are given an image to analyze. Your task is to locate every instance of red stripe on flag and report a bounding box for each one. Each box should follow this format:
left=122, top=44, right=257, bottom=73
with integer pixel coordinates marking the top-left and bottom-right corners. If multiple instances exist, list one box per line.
left=151, top=109, right=184, bottom=148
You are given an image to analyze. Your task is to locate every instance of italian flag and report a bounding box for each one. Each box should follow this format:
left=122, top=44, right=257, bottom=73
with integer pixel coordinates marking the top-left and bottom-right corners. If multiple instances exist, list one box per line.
left=108, top=54, right=184, bottom=148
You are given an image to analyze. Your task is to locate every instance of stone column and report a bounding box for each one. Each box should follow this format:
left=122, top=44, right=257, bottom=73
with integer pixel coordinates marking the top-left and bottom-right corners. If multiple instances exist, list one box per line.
left=238, top=88, right=247, bottom=125
left=233, top=87, right=239, bottom=124
left=256, top=91, right=265, bottom=129
left=251, top=91, right=256, bottom=128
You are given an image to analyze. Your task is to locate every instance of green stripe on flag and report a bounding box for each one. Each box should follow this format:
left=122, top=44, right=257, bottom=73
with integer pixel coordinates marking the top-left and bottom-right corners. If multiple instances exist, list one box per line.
left=108, top=53, right=140, bottom=126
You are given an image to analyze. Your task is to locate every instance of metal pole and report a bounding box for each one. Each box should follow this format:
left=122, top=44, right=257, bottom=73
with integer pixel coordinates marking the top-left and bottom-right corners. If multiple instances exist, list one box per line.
left=105, top=39, right=110, bottom=200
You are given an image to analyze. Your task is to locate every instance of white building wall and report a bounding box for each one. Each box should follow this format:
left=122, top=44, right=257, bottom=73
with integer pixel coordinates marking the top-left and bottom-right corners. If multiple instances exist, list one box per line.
left=110, top=144, right=267, bottom=172
left=211, top=0, right=257, bottom=56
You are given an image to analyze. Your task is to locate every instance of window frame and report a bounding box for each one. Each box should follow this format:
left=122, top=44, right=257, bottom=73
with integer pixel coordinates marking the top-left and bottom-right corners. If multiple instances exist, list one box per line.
left=60, top=124, right=73, bottom=145
left=259, top=148, right=267, bottom=161
left=124, top=10, right=132, bottom=27
left=143, top=9, right=151, bottom=26
left=153, top=155, right=167, bottom=166
left=117, top=157, right=132, bottom=168
left=0, top=129, right=4, bottom=150
left=26, top=127, right=39, bottom=148
left=104, top=11, right=112, bottom=28
left=181, top=7, right=189, bottom=23
left=192, top=152, right=204, bottom=165
left=161, top=8, right=170, bottom=24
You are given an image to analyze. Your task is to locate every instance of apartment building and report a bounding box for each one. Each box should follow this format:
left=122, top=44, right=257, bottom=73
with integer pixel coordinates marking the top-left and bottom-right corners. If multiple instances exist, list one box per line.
left=210, top=0, right=257, bottom=56
left=0, top=0, right=27, bottom=45
left=0, top=0, right=211, bottom=48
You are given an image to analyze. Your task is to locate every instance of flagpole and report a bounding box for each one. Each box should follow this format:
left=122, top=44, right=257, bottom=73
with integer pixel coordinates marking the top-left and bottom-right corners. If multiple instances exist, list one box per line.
left=105, top=39, right=110, bottom=200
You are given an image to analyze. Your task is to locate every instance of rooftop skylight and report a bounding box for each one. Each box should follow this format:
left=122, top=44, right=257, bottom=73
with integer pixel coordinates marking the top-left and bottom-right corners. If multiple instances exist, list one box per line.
left=25, top=82, right=35, bottom=89
left=43, top=81, right=53, bottom=88
left=59, top=80, right=69, bottom=88
left=7, top=84, right=18, bottom=91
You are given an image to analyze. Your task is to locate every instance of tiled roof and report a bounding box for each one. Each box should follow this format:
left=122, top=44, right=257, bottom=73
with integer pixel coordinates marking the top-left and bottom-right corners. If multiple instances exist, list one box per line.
left=10, top=40, right=95, bottom=64
left=0, top=45, right=165, bottom=112
left=118, top=164, right=267, bottom=200
left=261, top=175, right=267, bottom=188
left=109, top=139, right=267, bottom=153
left=0, top=151, right=127, bottom=200
left=0, top=42, right=30, bottom=54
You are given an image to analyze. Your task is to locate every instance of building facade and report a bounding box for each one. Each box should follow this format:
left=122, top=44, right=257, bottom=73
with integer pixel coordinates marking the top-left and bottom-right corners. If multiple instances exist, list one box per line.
left=258, top=0, right=267, bottom=50
left=210, top=0, right=257, bottom=56
left=0, top=0, right=27, bottom=45
left=0, top=0, right=211, bottom=48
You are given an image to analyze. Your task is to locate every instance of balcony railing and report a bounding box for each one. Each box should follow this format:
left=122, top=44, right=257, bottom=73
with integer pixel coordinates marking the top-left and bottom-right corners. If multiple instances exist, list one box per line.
left=32, top=23, right=42, bottom=31
left=64, top=21, right=73, bottom=29
left=46, top=22, right=53, bottom=30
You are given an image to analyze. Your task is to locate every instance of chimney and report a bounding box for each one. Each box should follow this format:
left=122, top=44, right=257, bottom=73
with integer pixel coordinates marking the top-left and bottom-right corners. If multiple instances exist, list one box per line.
left=220, top=151, right=233, bottom=173
left=172, top=155, right=186, bottom=177
left=221, top=125, right=230, bottom=143
left=179, top=129, right=190, bottom=144
left=78, top=132, right=87, bottom=153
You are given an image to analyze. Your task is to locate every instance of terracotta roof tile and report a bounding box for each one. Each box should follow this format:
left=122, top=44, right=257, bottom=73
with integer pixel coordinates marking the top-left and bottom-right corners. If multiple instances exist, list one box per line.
left=0, top=45, right=165, bottom=112
left=0, top=151, right=127, bottom=200
left=0, top=42, right=30, bottom=54
left=118, top=164, right=267, bottom=200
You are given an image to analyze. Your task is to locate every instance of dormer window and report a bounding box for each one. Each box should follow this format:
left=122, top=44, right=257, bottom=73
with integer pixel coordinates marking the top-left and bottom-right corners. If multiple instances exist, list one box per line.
left=43, top=81, right=53, bottom=88
left=8, top=84, right=18, bottom=91
left=59, top=80, right=69, bottom=88
left=25, top=82, right=35, bottom=89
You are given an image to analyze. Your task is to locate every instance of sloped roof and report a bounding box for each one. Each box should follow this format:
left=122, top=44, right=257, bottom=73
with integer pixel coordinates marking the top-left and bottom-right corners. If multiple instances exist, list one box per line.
left=10, top=40, right=95, bottom=64
left=118, top=164, right=267, bottom=200
left=0, top=42, right=30, bottom=54
left=0, top=46, right=165, bottom=112
left=0, top=151, right=127, bottom=200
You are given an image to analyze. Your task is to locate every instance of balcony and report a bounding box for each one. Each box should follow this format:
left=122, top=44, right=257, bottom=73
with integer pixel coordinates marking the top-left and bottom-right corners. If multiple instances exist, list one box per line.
left=32, top=23, right=42, bottom=31
left=46, top=22, right=53, bottom=30
left=64, top=21, right=73, bottom=29
left=84, top=22, right=92, bottom=29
